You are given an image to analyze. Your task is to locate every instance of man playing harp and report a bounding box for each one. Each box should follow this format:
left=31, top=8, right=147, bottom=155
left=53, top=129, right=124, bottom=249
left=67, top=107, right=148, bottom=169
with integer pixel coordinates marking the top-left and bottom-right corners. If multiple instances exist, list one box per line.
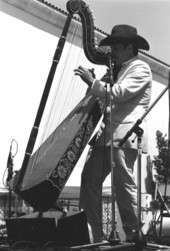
left=74, top=24, right=152, bottom=243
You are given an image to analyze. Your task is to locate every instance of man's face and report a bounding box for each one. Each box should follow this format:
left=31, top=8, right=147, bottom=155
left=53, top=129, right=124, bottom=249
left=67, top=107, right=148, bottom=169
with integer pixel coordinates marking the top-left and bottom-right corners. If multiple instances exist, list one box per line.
left=110, top=43, right=133, bottom=65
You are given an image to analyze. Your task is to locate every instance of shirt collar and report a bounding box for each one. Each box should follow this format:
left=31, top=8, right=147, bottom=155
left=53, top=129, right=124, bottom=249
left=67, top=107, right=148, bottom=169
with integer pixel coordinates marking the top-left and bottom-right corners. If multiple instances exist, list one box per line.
left=122, top=56, right=138, bottom=68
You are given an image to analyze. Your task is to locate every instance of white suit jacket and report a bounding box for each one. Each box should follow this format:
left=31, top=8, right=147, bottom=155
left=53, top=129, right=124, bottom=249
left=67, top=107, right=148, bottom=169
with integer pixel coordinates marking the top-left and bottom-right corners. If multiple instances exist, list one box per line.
left=89, top=56, right=152, bottom=152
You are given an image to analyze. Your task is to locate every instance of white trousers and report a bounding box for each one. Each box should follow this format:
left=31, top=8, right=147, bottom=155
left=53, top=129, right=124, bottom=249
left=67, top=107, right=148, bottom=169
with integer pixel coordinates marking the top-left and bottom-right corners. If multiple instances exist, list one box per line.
left=79, top=146, right=138, bottom=243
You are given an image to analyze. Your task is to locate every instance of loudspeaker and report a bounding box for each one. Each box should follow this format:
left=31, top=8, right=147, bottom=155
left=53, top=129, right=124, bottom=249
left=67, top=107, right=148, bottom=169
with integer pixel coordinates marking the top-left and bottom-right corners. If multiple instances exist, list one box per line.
left=6, top=211, right=90, bottom=247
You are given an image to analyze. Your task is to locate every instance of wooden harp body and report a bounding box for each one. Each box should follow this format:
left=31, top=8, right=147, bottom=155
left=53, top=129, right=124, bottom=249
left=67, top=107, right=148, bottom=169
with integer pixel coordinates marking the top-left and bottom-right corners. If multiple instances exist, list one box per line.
left=10, top=0, right=108, bottom=211
left=11, top=95, right=102, bottom=210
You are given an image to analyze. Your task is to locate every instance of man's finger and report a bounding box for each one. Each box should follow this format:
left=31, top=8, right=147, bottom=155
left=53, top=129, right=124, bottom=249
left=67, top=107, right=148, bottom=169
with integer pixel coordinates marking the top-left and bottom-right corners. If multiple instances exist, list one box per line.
left=74, top=68, right=84, bottom=75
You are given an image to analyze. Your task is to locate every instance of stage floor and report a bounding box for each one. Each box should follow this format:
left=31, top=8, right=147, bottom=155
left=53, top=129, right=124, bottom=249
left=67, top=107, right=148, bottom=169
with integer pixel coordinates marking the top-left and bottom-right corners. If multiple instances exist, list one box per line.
left=0, top=241, right=170, bottom=251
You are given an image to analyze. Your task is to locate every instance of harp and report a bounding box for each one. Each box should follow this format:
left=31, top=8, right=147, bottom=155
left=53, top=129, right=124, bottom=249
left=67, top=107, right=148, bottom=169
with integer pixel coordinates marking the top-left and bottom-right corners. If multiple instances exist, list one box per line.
left=10, top=0, right=109, bottom=211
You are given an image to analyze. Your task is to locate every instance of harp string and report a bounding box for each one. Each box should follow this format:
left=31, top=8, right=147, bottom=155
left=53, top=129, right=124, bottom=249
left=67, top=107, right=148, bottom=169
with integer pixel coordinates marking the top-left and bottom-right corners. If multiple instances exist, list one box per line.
left=45, top=24, right=87, bottom=135
left=30, top=19, right=85, bottom=171
left=30, top=19, right=107, bottom=173
left=41, top=20, right=82, bottom=139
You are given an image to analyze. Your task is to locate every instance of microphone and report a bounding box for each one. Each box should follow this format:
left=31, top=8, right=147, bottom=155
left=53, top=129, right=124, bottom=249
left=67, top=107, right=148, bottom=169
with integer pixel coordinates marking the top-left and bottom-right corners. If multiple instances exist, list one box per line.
left=6, top=139, right=18, bottom=182
left=6, top=151, right=14, bottom=182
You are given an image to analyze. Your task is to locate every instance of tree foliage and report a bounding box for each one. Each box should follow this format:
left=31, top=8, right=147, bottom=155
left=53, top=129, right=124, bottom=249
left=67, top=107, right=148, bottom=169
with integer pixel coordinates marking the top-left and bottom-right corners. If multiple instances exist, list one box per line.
left=153, top=130, right=170, bottom=183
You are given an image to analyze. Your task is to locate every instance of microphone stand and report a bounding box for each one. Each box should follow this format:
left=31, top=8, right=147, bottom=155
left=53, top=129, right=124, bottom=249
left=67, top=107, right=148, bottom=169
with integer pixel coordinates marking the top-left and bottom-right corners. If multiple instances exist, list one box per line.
left=6, top=139, right=18, bottom=218
left=6, top=149, right=13, bottom=219
left=118, top=80, right=170, bottom=247
left=107, top=52, right=120, bottom=244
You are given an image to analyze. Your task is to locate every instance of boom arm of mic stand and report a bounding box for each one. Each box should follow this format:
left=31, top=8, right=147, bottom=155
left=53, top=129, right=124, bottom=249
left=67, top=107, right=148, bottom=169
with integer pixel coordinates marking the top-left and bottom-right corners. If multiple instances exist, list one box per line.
left=118, top=83, right=170, bottom=147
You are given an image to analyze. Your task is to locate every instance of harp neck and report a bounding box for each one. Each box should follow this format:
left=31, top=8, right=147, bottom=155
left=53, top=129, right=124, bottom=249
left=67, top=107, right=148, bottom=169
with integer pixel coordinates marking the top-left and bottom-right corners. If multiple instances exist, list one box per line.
left=67, top=0, right=109, bottom=66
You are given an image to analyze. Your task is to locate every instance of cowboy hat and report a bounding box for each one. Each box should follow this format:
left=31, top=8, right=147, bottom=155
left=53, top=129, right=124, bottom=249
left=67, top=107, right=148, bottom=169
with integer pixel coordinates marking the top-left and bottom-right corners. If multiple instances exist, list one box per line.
left=99, top=24, right=150, bottom=51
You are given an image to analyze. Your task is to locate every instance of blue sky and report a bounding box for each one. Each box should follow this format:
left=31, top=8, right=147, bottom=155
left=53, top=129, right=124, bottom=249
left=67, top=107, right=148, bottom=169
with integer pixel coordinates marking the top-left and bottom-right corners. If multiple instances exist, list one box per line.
left=48, top=0, right=170, bottom=65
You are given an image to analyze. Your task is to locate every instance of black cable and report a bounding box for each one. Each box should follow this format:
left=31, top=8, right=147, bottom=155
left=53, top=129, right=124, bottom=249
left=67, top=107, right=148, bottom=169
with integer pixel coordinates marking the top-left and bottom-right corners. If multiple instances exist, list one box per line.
left=10, top=240, right=39, bottom=248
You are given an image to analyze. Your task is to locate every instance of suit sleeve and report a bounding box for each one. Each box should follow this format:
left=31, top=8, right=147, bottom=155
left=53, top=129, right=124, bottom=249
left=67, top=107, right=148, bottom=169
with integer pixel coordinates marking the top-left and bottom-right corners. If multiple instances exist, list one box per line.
left=90, top=62, right=151, bottom=104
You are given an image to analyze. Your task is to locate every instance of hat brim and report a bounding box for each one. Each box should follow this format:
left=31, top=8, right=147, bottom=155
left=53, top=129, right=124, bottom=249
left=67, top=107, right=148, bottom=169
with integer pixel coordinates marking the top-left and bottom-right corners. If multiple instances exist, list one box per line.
left=99, top=33, right=150, bottom=51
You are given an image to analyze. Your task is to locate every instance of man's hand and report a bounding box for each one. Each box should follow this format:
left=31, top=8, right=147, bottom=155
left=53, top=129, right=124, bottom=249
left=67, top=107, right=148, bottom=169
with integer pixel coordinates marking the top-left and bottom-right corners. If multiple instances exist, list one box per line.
left=74, top=66, right=95, bottom=87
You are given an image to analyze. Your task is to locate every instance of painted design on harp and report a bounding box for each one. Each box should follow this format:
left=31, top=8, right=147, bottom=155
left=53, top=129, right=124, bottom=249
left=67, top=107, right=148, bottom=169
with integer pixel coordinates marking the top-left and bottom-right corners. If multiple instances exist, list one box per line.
left=30, top=94, right=93, bottom=168
left=67, top=0, right=109, bottom=66
left=49, top=115, right=94, bottom=191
